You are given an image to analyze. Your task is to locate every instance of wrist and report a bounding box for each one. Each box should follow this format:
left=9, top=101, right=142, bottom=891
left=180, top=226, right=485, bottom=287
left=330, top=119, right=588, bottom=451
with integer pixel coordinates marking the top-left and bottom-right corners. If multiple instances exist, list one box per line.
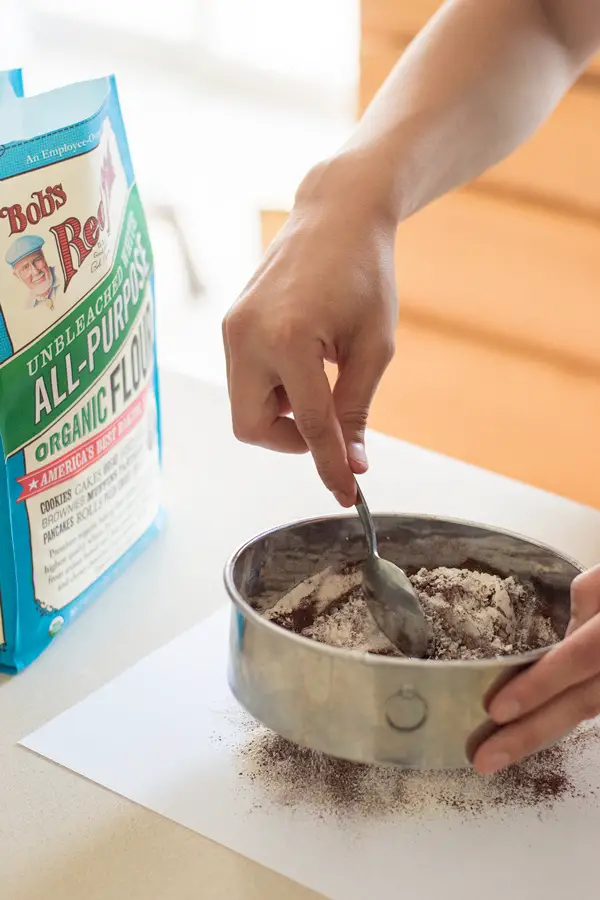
left=294, top=149, right=401, bottom=229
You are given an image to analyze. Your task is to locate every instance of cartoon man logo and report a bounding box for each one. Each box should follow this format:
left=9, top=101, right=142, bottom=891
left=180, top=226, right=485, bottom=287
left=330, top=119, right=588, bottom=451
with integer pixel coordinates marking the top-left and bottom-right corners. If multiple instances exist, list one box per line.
left=5, top=235, right=60, bottom=312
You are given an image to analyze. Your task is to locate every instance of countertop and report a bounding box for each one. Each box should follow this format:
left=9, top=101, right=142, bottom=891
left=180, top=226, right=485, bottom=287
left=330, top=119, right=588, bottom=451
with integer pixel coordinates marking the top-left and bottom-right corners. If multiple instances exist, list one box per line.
left=3, top=369, right=600, bottom=900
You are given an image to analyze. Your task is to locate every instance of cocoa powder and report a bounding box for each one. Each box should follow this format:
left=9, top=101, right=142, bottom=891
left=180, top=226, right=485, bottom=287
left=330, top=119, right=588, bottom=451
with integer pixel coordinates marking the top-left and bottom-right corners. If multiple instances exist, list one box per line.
left=238, top=724, right=599, bottom=820
left=263, top=564, right=559, bottom=661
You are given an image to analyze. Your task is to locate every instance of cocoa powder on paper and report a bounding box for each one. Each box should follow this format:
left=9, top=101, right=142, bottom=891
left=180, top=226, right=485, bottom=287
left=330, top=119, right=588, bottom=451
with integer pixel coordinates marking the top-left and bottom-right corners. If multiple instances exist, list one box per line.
left=238, top=725, right=599, bottom=820
left=244, top=563, right=582, bottom=819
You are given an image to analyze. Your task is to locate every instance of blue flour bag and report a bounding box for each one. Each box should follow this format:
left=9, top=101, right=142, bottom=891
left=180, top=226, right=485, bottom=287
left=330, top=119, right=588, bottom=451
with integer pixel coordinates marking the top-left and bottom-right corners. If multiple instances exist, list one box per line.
left=0, top=70, right=162, bottom=671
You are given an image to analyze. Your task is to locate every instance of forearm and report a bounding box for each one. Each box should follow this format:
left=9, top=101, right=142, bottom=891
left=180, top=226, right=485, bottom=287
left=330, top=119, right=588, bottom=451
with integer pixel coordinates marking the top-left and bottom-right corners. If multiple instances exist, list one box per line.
left=312, top=0, right=600, bottom=222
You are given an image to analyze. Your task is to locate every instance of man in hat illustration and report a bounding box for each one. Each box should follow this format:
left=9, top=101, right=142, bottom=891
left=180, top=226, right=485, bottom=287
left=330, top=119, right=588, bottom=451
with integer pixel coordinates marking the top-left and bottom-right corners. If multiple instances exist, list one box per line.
left=6, top=235, right=60, bottom=311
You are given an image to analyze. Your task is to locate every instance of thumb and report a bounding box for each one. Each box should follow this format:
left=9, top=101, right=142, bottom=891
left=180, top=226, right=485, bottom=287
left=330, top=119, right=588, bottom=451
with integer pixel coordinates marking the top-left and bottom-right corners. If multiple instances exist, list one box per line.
left=333, top=337, right=394, bottom=474
left=567, top=563, right=600, bottom=635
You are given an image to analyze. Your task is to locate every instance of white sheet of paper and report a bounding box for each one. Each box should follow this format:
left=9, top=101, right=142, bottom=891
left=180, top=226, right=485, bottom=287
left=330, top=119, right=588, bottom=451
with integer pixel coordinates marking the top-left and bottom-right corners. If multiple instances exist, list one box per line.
left=21, top=608, right=600, bottom=900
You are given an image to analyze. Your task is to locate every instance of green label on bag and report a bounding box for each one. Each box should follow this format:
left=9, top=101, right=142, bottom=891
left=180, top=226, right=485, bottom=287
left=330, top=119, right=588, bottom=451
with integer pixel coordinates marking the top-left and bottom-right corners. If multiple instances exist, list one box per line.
left=0, top=185, right=153, bottom=456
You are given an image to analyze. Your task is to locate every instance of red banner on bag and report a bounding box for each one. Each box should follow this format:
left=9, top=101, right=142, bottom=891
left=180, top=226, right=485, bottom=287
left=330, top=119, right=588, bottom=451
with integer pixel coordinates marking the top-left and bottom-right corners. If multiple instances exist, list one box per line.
left=16, top=389, right=148, bottom=503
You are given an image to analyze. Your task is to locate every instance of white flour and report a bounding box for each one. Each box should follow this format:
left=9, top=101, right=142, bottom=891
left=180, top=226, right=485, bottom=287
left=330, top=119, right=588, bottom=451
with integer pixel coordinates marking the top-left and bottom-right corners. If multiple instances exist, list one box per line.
left=263, top=564, right=559, bottom=660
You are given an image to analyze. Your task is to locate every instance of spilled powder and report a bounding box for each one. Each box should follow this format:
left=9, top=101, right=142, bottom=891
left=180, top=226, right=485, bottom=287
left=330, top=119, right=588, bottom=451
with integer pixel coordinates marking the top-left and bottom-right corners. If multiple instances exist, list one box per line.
left=262, top=563, right=559, bottom=660
left=237, top=723, right=599, bottom=821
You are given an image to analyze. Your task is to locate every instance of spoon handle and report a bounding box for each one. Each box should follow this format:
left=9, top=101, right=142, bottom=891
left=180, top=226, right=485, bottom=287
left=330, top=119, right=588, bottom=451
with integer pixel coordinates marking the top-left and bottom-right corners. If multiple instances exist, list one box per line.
left=354, top=481, right=378, bottom=557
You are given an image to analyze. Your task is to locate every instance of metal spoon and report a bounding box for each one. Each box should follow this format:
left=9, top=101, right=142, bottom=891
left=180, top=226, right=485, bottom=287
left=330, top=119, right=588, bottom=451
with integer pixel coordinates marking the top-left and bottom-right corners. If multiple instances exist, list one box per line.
left=355, top=482, right=431, bottom=657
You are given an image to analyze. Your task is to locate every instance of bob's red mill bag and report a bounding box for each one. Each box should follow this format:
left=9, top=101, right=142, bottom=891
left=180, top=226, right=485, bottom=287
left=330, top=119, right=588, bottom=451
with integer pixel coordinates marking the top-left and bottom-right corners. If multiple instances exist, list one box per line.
left=0, top=70, right=162, bottom=671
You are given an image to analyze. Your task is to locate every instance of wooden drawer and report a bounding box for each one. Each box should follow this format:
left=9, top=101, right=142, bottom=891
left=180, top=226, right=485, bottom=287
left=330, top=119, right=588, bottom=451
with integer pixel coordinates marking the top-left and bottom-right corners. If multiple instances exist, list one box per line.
left=483, top=84, right=600, bottom=212
left=370, top=318, right=600, bottom=508
left=261, top=199, right=600, bottom=370
left=399, top=191, right=600, bottom=368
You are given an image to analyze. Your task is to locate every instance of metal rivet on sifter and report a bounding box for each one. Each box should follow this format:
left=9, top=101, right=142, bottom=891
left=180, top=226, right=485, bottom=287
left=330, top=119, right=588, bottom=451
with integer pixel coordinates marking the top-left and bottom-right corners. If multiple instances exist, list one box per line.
left=385, top=686, right=428, bottom=732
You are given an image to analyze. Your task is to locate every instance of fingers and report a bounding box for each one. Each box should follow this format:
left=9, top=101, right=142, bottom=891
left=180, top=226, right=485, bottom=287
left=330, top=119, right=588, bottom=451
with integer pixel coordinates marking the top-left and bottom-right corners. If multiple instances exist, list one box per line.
left=476, top=566, right=600, bottom=774
left=225, top=319, right=356, bottom=503
left=568, top=563, right=600, bottom=635
left=488, top=614, right=600, bottom=725
left=474, top=672, right=600, bottom=774
left=223, top=271, right=392, bottom=505
left=224, top=301, right=308, bottom=455
left=333, top=335, right=394, bottom=474
left=227, top=356, right=308, bottom=454
left=280, top=352, right=356, bottom=505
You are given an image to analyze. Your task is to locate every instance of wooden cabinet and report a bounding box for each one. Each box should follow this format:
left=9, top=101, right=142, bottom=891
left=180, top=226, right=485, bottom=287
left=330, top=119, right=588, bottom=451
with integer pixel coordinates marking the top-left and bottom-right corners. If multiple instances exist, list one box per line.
left=356, top=0, right=600, bottom=508
left=398, top=192, right=600, bottom=366
left=370, top=320, right=600, bottom=511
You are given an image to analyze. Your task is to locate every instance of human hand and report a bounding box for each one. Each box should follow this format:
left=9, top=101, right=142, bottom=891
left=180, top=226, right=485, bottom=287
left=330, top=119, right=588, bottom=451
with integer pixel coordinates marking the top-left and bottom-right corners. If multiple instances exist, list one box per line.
left=473, top=564, right=600, bottom=774
left=222, top=158, right=398, bottom=506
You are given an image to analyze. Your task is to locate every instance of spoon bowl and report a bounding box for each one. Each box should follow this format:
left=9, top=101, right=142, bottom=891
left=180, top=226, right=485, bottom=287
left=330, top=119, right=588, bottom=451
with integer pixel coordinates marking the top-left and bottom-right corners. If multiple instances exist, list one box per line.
left=355, top=482, right=431, bottom=657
